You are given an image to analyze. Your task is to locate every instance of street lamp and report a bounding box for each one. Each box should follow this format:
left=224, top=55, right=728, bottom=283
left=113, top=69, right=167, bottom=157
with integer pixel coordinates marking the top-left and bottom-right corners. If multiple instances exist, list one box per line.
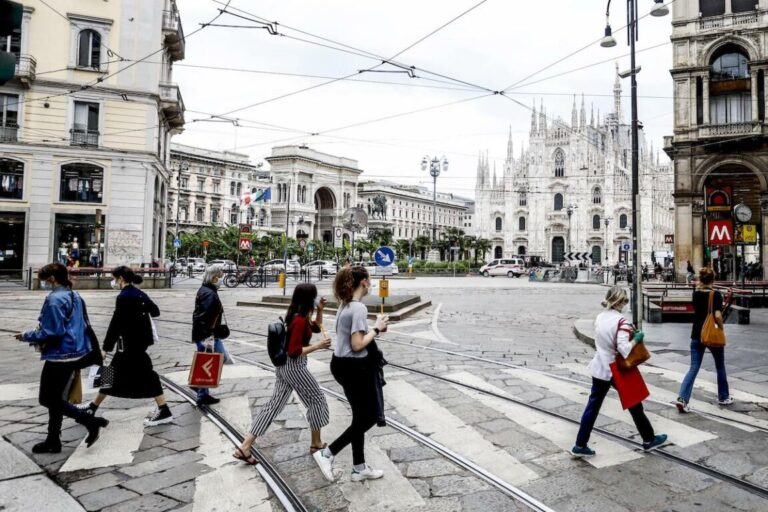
left=566, top=204, right=578, bottom=253
left=599, top=0, right=668, bottom=327
left=603, top=216, right=613, bottom=265
left=421, top=155, right=449, bottom=243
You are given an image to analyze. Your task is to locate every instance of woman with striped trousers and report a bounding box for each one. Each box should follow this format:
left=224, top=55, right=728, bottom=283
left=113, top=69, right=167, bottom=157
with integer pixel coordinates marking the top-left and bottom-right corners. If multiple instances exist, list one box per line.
left=233, top=283, right=331, bottom=465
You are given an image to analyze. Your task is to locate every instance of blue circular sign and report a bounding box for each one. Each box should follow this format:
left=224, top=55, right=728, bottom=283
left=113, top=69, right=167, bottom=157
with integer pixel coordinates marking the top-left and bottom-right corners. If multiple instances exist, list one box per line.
left=374, top=246, right=396, bottom=267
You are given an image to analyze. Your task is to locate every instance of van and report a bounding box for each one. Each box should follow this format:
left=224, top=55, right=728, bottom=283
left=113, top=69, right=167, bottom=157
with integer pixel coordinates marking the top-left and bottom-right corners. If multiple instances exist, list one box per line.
left=479, top=257, right=525, bottom=278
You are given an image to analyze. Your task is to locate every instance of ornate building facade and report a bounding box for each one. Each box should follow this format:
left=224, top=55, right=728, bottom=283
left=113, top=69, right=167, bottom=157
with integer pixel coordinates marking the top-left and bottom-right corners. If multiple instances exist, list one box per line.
left=474, top=70, right=674, bottom=265
left=665, top=0, right=767, bottom=279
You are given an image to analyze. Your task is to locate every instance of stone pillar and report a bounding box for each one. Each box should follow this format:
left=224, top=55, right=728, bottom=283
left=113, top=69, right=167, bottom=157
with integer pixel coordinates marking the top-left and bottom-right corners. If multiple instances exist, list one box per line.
left=692, top=200, right=705, bottom=270
left=702, top=76, right=710, bottom=125
left=762, top=197, right=768, bottom=280
left=751, top=71, right=759, bottom=122
left=674, top=200, right=693, bottom=281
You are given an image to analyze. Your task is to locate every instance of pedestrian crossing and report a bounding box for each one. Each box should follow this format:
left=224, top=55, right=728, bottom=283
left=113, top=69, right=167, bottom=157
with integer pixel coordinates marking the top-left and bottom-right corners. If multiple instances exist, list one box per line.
left=0, top=383, right=39, bottom=401
left=640, top=362, right=768, bottom=404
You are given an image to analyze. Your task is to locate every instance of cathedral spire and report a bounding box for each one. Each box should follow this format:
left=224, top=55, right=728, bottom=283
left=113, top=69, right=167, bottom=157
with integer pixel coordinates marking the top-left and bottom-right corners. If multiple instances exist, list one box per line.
left=530, top=100, right=538, bottom=136
left=571, top=95, right=578, bottom=130
left=590, top=103, right=595, bottom=127
left=506, top=125, right=514, bottom=165
left=476, top=151, right=485, bottom=187
left=580, top=94, right=587, bottom=131
left=492, top=161, right=497, bottom=189
left=614, top=62, right=623, bottom=123
left=539, top=100, right=547, bottom=134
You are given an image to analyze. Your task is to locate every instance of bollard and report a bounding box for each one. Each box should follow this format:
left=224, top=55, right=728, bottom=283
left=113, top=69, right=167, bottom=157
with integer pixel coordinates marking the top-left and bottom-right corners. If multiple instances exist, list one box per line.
left=278, top=272, right=285, bottom=289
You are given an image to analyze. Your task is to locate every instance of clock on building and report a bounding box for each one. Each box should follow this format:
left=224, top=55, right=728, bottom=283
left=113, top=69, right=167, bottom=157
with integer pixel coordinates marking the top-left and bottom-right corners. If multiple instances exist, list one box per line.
left=734, top=203, right=752, bottom=223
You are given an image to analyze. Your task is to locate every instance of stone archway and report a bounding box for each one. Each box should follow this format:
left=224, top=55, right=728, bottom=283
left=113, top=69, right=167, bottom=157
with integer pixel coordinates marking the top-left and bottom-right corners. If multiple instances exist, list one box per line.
left=314, top=187, right=336, bottom=243
left=552, top=237, right=565, bottom=262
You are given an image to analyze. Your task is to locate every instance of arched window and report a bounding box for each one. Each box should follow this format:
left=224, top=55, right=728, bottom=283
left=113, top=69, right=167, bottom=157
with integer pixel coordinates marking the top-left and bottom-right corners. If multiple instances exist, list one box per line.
left=592, top=187, right=602, bottom=204
left=77, top=29, right=101, bottom=69
left=593, top=214, right=601, bottom=230
left=518, top=216, right=526, bottom=231
left=710, top=47, right=751, bottom=124
left=211, top=209, right=218, bottom=223
left=591, top=246, right=602, bottom=265
left=0, top=158, right=24, bottom=200
left=236, top=182, right=242, bottom=197
left=554, top=149, right=565, bottom=177
left=229, top=203, right=238, bottom=224
left=494, top=246, right=503, bottom=259
left=247, top=207, right=255, bottom=223
left=619, top=213, right=628, bottom=229
left=196, top=208, right=204, bottom=222
left=519, top=192, right=527, bottom=207
left=259, top=209, right=267, bottom=227
left=230, top=182, right=236, bottom=196
left=553, top=193, right=564, bottom=211
left=495, top=217, right=503, bottom=231
left=60, top=163, right=104, bottom=203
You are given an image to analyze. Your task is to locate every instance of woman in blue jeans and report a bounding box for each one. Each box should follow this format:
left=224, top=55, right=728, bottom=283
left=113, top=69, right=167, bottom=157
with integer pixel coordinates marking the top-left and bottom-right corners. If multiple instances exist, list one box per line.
left=676, top=267, right=732, bottom=412
left=191, top=264, right=231, bottom=405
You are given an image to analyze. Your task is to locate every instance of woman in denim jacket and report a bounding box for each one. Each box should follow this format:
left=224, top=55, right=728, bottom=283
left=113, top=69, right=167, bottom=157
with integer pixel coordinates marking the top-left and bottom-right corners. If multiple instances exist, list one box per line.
left=15, top=263, right=109, bottom=453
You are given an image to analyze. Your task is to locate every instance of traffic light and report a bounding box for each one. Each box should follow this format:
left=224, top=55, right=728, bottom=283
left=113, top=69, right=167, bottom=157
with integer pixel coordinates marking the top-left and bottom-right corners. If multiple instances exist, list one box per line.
left=0, top=0, right=23, bottom=86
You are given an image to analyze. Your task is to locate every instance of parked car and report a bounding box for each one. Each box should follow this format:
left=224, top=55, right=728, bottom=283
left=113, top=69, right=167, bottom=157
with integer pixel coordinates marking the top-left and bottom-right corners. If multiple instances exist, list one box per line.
left=302, top=260, right=339, bottom=276
left=175, top=257, right=206, bottom=273
left=263, top=259, right=301, bottom=274
left=208, top=259, right=237, bottom=272
left=479, top=258, right=525, bottom=278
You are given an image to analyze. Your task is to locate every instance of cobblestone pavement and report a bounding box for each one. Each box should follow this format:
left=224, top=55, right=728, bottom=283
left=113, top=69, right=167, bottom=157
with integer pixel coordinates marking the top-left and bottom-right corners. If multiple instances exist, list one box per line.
left=1, top=276, right=767, bottom=511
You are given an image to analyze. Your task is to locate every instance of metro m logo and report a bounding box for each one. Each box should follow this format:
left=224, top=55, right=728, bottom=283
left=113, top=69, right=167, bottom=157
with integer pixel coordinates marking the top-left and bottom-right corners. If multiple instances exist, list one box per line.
left=708, top=220, right=733, bottom=245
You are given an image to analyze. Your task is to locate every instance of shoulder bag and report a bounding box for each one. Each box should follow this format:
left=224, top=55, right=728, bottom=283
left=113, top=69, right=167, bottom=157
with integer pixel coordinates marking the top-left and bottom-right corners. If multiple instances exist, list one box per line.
left=701, top=290, right=726, bottom=348
left=614, top=318, right=651, bottom=369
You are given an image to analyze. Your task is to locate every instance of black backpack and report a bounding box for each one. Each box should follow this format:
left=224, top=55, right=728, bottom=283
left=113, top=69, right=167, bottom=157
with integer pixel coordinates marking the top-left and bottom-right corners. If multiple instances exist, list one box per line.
left=267, top=317, right=288, bottom=366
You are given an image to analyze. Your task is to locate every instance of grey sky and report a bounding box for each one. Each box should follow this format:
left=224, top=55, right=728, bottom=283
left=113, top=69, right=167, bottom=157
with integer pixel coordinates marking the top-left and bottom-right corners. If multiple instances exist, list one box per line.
left=174, top=0, right=674, bottom=199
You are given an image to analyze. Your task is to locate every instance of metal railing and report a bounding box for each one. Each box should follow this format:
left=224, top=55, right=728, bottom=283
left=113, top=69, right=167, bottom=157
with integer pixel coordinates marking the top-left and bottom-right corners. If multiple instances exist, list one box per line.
left=15, top=54, right=36, bottom=82
left=69, top=129, right=99, bottom=147
left=699, top=10, right=760, bottom=30
left=0, top=123, right=18, bottom=142
left=699, top=121, right=761, bottom=138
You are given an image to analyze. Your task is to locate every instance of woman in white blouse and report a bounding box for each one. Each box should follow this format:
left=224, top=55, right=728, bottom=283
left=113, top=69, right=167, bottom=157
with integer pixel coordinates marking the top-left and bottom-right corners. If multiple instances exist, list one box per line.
left=570, top=287, right=667, bottom=457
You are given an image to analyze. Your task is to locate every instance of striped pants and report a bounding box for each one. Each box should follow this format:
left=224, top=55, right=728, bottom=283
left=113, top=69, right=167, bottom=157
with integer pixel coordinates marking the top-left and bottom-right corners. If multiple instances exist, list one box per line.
left=249, top=355, right=329, bottom=436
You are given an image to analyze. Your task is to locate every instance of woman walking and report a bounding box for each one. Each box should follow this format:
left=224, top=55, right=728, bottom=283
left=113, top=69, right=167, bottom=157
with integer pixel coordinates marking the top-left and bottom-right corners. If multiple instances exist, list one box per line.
left=191, top=264, right=230, bottom=405
left=313, top=266, right=388, bottom=482
left=571, top=286, right=667, bottom=457
left=16, top=263, right=109, bottom=453
left=233, top=283, right=331, bottom=465
left=78, top=266, right=173, bottom=427
left=676, top=267, right=732, bottom=412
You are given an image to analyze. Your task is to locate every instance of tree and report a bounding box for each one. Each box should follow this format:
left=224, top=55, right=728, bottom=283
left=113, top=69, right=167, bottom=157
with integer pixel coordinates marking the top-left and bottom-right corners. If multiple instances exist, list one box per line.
left=393, top=239, right=411, bottom=260
left=355, top=239, right=376, bottom=261
left=474, top=238, right=492, bottom=265
left=414, top=235, right=431, bottom=260
left=463, top=235, right=477, bottom=262
left=368, top=228, right=393, bottom=247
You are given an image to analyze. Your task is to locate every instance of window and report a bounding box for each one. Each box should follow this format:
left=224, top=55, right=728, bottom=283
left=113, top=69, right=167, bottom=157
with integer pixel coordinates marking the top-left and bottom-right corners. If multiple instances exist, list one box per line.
left=211, top=209, right=219, bottom=223
left=709, top=48, right=752, bottom=124
left=619, top=213, right=628, bottom=229
left=711, top=52, right=749, bottom=81
left=699, top=0, right=724, bottom=17
left=1, top=32, right=20, bottom=60
left=495, top=217, right=503, bottom=231
left=71, top=101, right=99, bottom=146
left=0, top=94, right=19, bottom=142
left=518, top=216, right=526, bottom=231
left=592, top=187, right=602, bottom=204
left=213, top=181, right=220, bottom=194
left=59, top=163, right=104, bottom=203
left=229, top=204, right=238, bottom=224
left=196, top=208, right=204, bottom=222
left=732, top=0, right=756, bottom=14
left=230, top=182, right=236, bottom=196
left=554, top=193, right=564, bottom=211
left=197, top=179, right=204, bottom=192
left=236, top=182, right=242, bottom=197
left=0, top=158, right=23, bottom=200
left=77, top=29, right=101, bottom=69
left=180, top=176, right=188, bottom=189
left=519, top=192, right=527, bottom=207
left=593, top=214, right=601, bottom=230
left=259, top=209, right=267, bottom=227
left=179, top=206, right=187, bottom=221
left=554, top=149, right=565, bottom=177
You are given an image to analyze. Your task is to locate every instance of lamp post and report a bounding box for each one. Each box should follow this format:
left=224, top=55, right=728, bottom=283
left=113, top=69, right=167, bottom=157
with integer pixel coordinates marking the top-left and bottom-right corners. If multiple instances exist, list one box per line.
left=604, top=216, right=613, bottom=265
left=421, top=155, right=449, bottom=244
left=566, top=204, right=578, bottom=253
left=599, top=0, right=668, bottom=327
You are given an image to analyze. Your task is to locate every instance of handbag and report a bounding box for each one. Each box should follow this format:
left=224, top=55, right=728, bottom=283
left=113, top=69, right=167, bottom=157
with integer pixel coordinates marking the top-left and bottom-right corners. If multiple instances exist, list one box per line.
left=213, top=309, right=230, bottom=340
left=188, top=349, right=224, bottom=388
left=92, top=364, right=115, bottom=390
left=610, top=362, right=650, bottom=410
left=701, top=290, right=726, bottom=348
left=68, top=370, right=83, bottom=404
left=614, top=318, right=650, bottom=369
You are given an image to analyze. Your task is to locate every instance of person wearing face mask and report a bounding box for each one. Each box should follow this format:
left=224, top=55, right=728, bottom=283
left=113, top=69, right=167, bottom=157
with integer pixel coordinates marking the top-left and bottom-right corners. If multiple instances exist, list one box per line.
left=77, top=266, right=172, bottom=427
left=313, top=266, right=389, bottom=483
left=232, top=283, right=331, bottom=465
left=15, top=263, right=109, bottom=453
left=191, top=264, right=231, bottom=406
left=570, top=286, right=667, bottom=458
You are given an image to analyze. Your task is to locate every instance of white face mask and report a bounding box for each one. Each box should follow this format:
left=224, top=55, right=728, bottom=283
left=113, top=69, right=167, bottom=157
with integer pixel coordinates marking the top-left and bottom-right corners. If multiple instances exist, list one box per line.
left=110, top=279, right=121, bottom=290
left=40, top=280, right=52, bottom=291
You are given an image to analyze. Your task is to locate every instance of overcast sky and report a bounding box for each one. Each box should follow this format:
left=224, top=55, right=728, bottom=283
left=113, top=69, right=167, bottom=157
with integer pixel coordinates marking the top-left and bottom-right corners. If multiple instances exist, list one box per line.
left=173, top=0, right=674, bottom=199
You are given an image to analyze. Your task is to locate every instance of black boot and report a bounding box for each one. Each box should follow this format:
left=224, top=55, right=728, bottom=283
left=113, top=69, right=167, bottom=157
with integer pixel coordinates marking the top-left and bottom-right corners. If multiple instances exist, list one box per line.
left=32, top=438, right=62, bottom=454
left=77, top=415, right=109, bottom=448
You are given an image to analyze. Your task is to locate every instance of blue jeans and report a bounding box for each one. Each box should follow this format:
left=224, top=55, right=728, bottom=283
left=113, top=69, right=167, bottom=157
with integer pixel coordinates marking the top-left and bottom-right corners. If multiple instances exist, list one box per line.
left=678, top=338, right=729, bottom=402
left=194, top=339, right=226, bottom=400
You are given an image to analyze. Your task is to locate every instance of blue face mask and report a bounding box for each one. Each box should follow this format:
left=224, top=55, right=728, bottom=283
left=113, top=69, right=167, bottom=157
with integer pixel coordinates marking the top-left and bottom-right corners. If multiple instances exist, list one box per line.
left=40, top=280, right=52, bottom=291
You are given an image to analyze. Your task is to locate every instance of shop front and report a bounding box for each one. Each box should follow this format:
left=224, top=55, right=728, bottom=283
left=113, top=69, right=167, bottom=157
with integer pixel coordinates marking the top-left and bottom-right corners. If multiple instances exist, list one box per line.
left=0, top=211, right=25, bottom=278
left=53, top=213, right=105, bottom=268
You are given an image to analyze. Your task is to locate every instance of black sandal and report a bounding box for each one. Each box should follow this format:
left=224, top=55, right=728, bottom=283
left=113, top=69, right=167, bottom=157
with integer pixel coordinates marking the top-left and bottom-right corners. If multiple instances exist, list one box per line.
left=310, top=442, right=327, bottom=454
left=233, top=447, right=258, bottom=465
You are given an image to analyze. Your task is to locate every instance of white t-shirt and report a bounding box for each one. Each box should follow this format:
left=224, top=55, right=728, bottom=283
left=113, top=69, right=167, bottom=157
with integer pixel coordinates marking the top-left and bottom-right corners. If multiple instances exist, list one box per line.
left=334, top=301, right=369, bottom=359
left=587, top=309, right=633, bottom=381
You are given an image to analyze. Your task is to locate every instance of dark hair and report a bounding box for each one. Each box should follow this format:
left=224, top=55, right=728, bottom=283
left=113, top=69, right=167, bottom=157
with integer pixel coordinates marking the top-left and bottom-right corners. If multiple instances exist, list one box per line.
left=333, top=266, right=369, bottom=304
left=698, top=267, right=715, bottom=286
left=39, top=262, right=73, bottom=288
left=112, top=265, right=143, bottom=285
left=286, top=283, right=318, bottom=324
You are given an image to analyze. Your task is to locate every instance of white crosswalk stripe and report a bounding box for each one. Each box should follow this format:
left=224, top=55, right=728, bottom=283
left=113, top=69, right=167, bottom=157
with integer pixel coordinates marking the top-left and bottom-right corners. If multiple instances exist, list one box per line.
left=384, top=379, right=540, bottom=486
left=559, top=363, right=768, bottom=433
left=642, top=362, right=768, bottom=404
left=446, top=372, right=642, bottom=468
left=0, top=383, right=39, bottom=402
left=502, top=368, right=717, bottom=447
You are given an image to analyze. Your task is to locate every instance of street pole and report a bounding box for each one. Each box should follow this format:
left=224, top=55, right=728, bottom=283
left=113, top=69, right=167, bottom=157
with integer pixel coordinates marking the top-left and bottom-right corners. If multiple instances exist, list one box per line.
left=282, top=179, right=291, bottom=296
left=567, top=208, right=573, bottom=253
left=432, top=172, right=437, bottom=243
left=629, top=0, right=643, bottom=328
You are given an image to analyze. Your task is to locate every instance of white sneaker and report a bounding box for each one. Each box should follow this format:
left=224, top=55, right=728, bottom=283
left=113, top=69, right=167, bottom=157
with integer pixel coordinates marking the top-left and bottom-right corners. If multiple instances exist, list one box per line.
left=350, top=464, right=383, bottom=482
left=313, top=449, right=336, bottom=482
left=718, top=397, right=734, bottom=406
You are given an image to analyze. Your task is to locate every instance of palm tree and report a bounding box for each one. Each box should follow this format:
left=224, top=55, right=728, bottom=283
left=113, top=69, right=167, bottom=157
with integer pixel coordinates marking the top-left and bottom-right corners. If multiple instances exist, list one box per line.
left=355, top=239, right=376, bottom=261
left=474, top=238, right=492, bottom=265
left=463, top=235, right=477, bottom=262
left=393, top=239, right=411, bottom=260
left=414, top=235, right=431, bottom=260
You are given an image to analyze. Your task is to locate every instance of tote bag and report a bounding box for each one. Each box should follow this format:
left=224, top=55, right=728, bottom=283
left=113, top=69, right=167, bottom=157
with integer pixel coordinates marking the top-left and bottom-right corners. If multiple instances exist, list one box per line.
left=701, top=291, right=726, bottom=348
left=614, top=318, right=651, bottom=369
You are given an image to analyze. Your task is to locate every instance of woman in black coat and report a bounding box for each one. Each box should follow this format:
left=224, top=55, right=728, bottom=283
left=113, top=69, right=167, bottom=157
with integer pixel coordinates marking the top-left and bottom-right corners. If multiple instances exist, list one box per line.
left=77, top=267, right=173, bottom=427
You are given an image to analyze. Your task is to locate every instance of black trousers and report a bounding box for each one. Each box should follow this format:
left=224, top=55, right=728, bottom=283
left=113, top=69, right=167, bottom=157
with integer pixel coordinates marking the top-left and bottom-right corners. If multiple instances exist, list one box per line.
left=575, top=377, right=655, bottom=447
left=39, top=360, right=90, bottom=441
left=328, top=356, right=378, bottom=466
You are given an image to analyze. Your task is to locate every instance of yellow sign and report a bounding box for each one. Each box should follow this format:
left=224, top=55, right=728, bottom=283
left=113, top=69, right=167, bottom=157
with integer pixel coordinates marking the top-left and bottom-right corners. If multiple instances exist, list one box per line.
left=737, top=224, right=757, bottom=245
left=278, top=272, right=285, bottom=288
left=378, top=278, right=389, bottom=299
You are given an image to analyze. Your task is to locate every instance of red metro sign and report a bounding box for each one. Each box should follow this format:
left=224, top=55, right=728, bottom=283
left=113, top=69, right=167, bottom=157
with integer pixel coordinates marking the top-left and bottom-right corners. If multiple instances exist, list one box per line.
left=708, top=220, right=733, bottom=245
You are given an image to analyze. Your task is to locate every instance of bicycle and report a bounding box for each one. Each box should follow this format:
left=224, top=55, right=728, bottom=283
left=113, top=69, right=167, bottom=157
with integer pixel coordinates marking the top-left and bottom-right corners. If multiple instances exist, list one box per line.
left=223, top=268, right=262, bottom=288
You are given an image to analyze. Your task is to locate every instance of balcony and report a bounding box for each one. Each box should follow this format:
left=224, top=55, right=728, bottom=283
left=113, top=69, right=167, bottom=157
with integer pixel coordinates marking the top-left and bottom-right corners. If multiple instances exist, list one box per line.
left=699, top=11, right=760, bottom=31
left=69, top=129, right=99, bottom=147
left=159, top=82, right=185, bottom=129
left=698, top=121, right=762, bottom=139
left=14, top=55, right=35, bottom=87
left=547, top=211, right=568, bottom=222
left=0, top=123, right=18, bottom=142
left=162, top=9, right=185, bottom=61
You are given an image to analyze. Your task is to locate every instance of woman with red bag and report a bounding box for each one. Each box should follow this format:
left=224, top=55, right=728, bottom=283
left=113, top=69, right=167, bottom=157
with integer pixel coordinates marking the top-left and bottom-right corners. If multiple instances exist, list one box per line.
left=571, top=287, right=667, bottom=458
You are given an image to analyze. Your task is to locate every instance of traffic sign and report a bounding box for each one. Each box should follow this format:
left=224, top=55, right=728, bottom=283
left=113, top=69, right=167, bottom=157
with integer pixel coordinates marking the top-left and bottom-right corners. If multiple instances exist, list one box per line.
left=239, top=237, right=252, bottom=250
left=564, top=252, right=590, bottom=262
left=374, top=246, right=396, bottom=267
left=173, top=238, right=181, bottom=249
left=299, top=239, right=306, bottom=249
left=307, top=243, right=315, bottom=252
left=708, top=220, right=733, bottom=245
left=664, top=234, right=674, bottom=244
left=202, top=240, right=210, bottom=248
left=621, top=242, right=631, bottom=252
left=373, top=265, right=394, bottom=276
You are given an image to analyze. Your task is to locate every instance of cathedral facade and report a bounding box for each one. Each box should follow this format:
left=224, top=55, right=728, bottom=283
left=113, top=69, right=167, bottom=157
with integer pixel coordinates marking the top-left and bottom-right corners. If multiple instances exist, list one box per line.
left=474, top=71, right=674, bottom=266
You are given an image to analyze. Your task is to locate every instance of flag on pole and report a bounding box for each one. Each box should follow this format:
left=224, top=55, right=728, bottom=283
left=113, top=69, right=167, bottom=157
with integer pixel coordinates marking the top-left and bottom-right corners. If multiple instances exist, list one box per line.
left=240, top=192, right=253, bottom=206
left=262, top=187, right=271, bottom=201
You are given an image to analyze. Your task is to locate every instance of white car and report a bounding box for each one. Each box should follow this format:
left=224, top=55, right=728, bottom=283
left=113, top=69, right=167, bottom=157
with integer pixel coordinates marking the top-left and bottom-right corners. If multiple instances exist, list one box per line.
left=182, top=258, right=207, bottom=273
left=303, top=260, right=339, bottom=276
left=263, top=259, right=301, bottom=274
left=208, top=259, right=237, bottom=272
left=479, top=258, right=525, bottom=278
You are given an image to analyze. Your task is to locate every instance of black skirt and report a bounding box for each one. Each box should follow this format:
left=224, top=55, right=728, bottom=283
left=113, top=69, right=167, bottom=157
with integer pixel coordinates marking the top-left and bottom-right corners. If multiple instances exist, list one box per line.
left=100, top=350, right=163, bottom=399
